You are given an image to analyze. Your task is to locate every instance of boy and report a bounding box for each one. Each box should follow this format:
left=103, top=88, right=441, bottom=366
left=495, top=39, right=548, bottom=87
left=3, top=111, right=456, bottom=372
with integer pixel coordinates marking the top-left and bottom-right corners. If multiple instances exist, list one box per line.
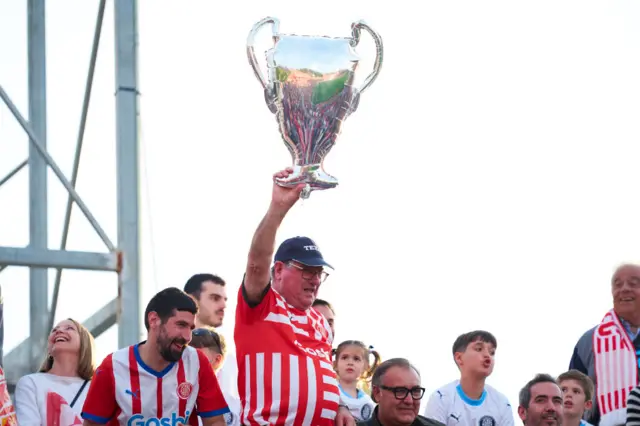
left=557, top=370, right=594, bottom=426
left=423, top=330, right=514, bottom=426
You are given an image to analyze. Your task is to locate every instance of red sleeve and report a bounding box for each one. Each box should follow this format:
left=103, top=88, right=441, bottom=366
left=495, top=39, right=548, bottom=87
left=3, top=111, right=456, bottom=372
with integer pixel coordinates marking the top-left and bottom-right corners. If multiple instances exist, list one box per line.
left=235, top=277, right=276, bottom=325
left=195, top=349, right=230, bottom=418
left=81, top=354, right=118, bottom=424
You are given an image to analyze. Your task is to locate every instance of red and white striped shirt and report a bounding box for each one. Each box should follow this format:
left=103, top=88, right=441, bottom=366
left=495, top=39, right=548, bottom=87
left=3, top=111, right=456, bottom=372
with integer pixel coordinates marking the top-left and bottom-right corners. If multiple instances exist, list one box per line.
left=81, top=343, right=229, bottom=425
left=235, top=284, right=339, bottom=426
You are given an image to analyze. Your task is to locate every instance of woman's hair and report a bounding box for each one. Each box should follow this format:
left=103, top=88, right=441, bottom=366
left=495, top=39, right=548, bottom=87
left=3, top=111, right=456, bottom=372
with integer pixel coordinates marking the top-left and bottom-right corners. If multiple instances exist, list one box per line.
left=332, top=340, right=381, bottom=386
left=39, top=318, right=96, bottom=381
left=190, top=327, right=226, bottom=356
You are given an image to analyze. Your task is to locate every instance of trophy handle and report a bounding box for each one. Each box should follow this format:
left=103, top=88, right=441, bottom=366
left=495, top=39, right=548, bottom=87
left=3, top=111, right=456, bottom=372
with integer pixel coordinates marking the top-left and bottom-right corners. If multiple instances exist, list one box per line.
left=350, top=20, right=384, bottom=95
left=246, top=17, right=280, bottom=90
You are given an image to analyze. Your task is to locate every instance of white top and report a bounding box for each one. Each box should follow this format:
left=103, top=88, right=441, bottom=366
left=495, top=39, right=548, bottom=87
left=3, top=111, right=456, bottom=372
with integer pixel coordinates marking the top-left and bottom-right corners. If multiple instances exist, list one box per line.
left=339, top=385, right=375, bottom=422
left=423, top=380, right=514, bottom=426
left=217, top=349, right=239, bottom=400
left=14, top=372, right=89, bottom=426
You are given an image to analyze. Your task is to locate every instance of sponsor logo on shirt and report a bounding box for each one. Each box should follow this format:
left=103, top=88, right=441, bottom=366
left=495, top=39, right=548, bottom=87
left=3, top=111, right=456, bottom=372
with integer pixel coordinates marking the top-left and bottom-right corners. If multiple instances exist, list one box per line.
left=127, top=412, right=190, bottom=426
left=479, top=415, right=496, bottom=426
left=294, top=339, right=331, bottom=360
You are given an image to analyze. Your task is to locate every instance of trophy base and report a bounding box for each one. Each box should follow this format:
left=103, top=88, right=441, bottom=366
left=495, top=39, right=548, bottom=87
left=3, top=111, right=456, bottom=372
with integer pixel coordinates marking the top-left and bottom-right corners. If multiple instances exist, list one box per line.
left=275, top=165, right=338, bottom=199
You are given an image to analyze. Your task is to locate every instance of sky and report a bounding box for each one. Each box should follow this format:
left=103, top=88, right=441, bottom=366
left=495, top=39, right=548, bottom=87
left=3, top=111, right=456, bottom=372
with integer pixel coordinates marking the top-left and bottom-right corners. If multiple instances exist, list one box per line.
left=2, top=0, right=640, bottom=417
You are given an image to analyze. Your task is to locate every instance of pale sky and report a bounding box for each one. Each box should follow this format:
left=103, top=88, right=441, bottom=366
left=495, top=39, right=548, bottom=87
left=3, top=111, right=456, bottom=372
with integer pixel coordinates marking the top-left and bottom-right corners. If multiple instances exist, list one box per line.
left=2, top=0, right=640, bottom=418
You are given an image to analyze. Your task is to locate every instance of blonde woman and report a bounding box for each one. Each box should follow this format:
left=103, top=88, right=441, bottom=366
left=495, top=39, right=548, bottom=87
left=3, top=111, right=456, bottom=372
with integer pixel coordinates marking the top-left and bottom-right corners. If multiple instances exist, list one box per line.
left=15, top=318, right=96, bottom=426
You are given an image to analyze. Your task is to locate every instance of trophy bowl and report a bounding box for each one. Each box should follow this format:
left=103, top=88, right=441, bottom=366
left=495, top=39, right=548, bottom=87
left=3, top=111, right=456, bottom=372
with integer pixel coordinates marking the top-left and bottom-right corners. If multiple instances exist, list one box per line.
left=247, top=17, right=383, bottom=199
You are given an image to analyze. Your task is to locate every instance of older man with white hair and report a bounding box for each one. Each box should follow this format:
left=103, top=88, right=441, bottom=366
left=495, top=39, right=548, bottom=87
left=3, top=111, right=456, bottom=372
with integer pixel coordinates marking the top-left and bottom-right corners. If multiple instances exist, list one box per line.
left=569, top=263, right=640, bottom=426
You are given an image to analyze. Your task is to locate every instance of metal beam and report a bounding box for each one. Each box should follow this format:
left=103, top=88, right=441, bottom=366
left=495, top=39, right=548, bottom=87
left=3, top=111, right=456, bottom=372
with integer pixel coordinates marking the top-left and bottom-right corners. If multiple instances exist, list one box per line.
left=27, top=0, right=49, bottom=372
left=114, top=0, right=142, bottom=347
left=0, top=159, right=27, bottom=188
left=0, top=247, right=119, bottom=271
left=3, top=297, right=118, bottom=385
left=49, top=0, right=107, bottom=334
left=0, top=85, right=116, bottom=252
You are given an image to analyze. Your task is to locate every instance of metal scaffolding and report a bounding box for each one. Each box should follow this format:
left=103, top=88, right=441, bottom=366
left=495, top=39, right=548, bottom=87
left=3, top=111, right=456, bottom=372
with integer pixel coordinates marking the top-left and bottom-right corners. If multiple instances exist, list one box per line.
left=0, top=0, right=141, bottom=390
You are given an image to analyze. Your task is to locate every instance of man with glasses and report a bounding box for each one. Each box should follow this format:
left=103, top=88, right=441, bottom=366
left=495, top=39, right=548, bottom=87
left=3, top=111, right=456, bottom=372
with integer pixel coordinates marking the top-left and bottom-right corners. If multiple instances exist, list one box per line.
left=237, top=167, right=353, bottom=426
left=358, top=358, right=443, bottom=426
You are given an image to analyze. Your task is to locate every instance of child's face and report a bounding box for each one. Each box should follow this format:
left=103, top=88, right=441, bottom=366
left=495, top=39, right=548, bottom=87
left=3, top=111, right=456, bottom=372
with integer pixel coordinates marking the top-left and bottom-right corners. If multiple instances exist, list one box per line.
left=560, top=379, right=592, bottom=417
left=457, top=339, right=495, bottom=377
left=335, top=345, right=367, bottom=383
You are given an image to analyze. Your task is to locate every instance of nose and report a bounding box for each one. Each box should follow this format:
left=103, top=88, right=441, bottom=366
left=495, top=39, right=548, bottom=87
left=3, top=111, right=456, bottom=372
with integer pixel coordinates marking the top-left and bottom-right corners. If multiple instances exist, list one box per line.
left=221, top=299, right=227, bottom=309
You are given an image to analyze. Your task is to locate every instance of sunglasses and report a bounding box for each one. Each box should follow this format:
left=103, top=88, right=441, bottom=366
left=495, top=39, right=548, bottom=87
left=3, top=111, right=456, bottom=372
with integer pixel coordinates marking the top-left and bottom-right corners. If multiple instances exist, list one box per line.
left=192, top=328, right=223, bottom=355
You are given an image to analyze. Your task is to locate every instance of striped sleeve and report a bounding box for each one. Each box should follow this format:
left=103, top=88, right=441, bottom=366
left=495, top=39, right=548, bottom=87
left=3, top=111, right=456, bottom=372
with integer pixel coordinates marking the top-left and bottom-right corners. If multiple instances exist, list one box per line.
left=627, top=386, right=640, bottom=426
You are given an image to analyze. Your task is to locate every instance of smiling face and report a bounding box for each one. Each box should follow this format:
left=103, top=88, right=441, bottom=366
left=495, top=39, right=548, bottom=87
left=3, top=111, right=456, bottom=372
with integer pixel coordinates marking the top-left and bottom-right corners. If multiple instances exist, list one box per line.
left=48, top=319, right=81, bottom=356
left=612, top=264, right=640, bottom=323
left=149, top=310, right=196, bottom=362
left=273, top=260, right=326, bottom=310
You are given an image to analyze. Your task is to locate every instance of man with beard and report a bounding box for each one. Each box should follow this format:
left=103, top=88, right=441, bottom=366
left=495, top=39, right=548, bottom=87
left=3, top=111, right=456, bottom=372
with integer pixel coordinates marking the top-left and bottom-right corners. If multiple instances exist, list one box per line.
left=81, top=287, right=229, bottom=426
left=518, top=374, right=563, bottom=426
left=569, top=263, right=640, bottom=426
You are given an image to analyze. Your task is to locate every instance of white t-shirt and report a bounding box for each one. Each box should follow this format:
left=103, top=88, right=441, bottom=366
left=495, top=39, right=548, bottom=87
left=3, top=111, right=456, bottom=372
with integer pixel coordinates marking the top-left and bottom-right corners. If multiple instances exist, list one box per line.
left=217, top=350, right=239, bottom=400
left=423, top=380, right=514, bottom=426
left=339, top=385, right=376, bottom=422
left=14, top=372, right=89, bottom=426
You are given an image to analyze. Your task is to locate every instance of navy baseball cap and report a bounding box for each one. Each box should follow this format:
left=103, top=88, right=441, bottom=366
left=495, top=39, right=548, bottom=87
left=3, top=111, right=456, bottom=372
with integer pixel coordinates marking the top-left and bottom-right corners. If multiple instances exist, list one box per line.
left=274, top=236, right=333, bottom=269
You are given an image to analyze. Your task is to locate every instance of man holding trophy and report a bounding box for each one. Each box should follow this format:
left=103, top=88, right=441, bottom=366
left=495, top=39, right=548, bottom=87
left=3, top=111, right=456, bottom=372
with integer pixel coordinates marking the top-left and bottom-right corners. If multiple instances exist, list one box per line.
left=236, top=168, right=353, bottom=426
left=237, top=16, right=384, bottom=426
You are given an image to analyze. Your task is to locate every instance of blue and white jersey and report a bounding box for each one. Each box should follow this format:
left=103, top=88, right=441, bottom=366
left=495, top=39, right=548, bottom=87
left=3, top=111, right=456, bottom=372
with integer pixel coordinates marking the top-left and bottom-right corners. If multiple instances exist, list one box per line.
left=423, top=380, right=514, bottom=426
left=339, top=385, right=376, bottom=421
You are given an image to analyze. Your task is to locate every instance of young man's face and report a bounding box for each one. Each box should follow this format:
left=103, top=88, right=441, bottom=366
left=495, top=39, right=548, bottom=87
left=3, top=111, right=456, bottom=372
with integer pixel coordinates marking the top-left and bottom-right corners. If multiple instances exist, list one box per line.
left=559, top=379, right=592, bottom=418
left=456, top=339, right=495, bottom=377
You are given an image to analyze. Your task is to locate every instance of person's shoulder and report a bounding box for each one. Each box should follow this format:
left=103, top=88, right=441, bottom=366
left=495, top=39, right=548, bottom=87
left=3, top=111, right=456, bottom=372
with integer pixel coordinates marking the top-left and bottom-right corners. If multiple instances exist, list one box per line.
left=417, top=414, right=447, bottom=426
left=484, top=383, right=512, bottom=403
left=576, top=325, right=597, bottom=343
left=429, top=380, right=459, bottom=399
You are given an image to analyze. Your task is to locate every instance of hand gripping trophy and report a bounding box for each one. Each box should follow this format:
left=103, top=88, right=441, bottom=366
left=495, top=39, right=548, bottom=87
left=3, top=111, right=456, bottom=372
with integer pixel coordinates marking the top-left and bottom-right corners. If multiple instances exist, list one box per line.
left=247, top=17, right=384, bottom=199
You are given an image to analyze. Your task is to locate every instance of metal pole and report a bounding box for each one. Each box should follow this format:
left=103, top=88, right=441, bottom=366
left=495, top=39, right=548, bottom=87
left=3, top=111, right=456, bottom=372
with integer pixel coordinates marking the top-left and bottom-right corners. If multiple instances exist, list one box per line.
left=114, top=0, right=141, bottom=348
left=27, top=0, right=49, bottom=371
left=49, top=0, right=107, bottom=334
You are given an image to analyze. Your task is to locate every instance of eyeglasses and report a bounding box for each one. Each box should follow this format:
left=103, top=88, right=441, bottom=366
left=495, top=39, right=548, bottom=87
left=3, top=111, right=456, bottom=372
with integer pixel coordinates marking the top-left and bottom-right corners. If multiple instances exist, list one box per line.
left=287, top=262, right=329, bottom=283
left=379, top=385, right=426, bottom=400
left=192, top=328, right=223, bottom=355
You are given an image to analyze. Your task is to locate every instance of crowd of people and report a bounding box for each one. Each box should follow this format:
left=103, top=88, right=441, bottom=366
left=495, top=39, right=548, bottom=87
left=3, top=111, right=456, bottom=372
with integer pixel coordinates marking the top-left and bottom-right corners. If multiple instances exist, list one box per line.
left=2, top=167, right=640, bottom=426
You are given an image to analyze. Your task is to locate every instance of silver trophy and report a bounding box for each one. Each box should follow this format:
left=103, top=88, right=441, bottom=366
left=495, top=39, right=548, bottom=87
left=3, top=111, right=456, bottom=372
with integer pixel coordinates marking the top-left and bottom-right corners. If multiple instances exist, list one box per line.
left=247, top=17, right=383, bottom=199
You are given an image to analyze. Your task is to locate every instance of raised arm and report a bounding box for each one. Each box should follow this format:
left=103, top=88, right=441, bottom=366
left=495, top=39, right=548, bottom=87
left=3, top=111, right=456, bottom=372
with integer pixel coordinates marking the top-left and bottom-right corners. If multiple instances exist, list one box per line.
left=244, top=168, right=304, bottom=304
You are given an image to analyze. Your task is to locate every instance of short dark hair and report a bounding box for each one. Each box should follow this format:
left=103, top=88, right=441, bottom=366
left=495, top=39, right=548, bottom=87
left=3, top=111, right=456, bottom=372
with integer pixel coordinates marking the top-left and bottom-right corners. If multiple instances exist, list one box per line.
left=144, top=287, right=198, bottom=330
left=557, top=369, right=594, bottom=402
left=183, top=273, right=225, bottom=301
left=312, top=299, right=335, bottom=314
left=452, top=330, right=497, bottom=357
left=519, top=373, right=557, bottom=409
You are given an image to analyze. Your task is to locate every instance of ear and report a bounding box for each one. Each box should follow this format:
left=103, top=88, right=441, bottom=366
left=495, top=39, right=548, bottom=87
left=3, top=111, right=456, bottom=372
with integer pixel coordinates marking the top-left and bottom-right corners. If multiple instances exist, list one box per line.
left=453, top=351, right=464, bottom=367
left=517, top=406, right=527, bottom=423
left=371, top=386, right=381, bottom=404
left=147, top=311, right=161, bottom=330
left=585, top=399, right=593, bottom=411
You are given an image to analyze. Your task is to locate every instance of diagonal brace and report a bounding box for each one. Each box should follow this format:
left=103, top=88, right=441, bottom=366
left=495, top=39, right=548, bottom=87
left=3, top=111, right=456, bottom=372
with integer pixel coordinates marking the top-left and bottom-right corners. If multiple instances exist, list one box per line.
left=0, top=85, right=116, bottom=251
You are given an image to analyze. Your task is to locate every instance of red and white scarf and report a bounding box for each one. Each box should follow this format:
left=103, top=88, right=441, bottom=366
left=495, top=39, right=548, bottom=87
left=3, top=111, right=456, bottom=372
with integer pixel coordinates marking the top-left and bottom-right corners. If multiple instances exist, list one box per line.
left=593, top=309, right=638, bottom=426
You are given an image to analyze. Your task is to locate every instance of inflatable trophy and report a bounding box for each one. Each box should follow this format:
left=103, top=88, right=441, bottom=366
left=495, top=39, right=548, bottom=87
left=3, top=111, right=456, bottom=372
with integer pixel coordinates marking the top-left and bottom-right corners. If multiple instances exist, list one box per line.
left=247, top=17, right=384, bottom=199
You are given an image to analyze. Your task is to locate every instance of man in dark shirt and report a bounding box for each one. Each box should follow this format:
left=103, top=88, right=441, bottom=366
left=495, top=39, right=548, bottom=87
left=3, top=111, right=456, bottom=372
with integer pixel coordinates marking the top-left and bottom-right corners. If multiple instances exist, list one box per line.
left=357, top=358, right=444, bottom=426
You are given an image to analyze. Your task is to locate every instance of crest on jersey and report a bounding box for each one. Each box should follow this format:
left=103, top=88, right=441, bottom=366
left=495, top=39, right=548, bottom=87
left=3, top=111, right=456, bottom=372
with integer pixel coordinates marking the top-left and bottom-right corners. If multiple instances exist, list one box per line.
left=176, top=382, right=193, bottom=400
left=361, top=404, right=374, bottom=420
left=479, top=415, right=496, bottom=426
left=224, top=412, right=234, bottom=425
